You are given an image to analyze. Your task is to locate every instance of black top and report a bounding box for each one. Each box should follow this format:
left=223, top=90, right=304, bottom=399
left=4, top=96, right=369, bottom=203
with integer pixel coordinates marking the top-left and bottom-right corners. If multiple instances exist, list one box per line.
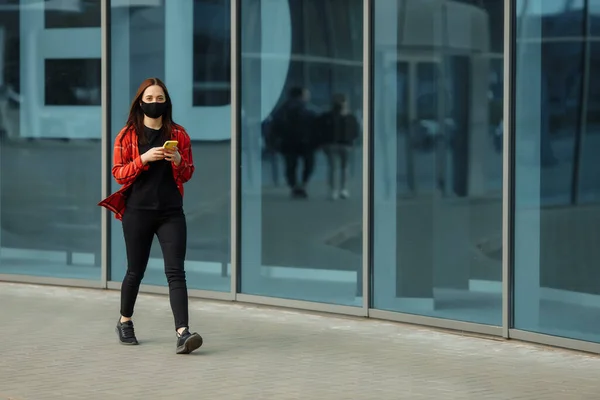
left=270, top=99, right=318, bottom=152
left=126, top=126, right=183, bottom=211
left=317, top=111, right=360, bottom=146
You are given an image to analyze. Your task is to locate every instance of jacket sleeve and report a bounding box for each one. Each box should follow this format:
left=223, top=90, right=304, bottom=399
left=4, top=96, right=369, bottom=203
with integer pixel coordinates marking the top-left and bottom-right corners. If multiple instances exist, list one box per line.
left=112, top=128, right=144, bottom=185
left=173, top=127, right=195, bottom=184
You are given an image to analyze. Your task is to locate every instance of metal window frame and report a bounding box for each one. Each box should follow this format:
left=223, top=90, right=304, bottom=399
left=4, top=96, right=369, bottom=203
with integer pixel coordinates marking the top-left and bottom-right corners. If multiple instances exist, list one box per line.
left=362, top=0, right=373, bottom=316
left=0, top=274, right=103, bottom=289
left=100, top=0, right=110, bottom=289
left=502, top=0, right=515, bottom=340
left=230, top=0, right=240, bottom=299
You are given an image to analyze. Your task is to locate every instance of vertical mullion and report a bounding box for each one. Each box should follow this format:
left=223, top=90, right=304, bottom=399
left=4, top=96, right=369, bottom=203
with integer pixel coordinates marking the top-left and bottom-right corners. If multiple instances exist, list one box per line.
left=502, top=0, right=515, bottom=338
left=570, top=0, right=590, bottom=205
left=362, top=0, right=372, bottom=315
left=230, top=0, right=240, bottom=297
left=100, top=0, right=111, bottom=288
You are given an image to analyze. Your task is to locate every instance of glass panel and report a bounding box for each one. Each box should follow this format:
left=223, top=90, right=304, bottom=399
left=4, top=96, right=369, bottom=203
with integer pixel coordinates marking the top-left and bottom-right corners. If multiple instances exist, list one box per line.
left=579, top=1, right=600, bottom=202
left=45, top=58, right=101, bottom=106
left=514, top=0, right=600, bottom=342
left=44, top=0, right=101, bottom=29
left=192, top=0, right=230, bottom=106
left=109, top=0, right=231, bottom=292
left=240, top=0, right=363, bottom=306
left=0, top=0, right=102, bottom=279
left=372, top=0, right=504, bottom=325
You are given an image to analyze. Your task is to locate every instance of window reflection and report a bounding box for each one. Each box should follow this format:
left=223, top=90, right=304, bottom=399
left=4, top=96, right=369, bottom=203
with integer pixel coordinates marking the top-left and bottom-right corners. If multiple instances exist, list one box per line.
left=44, top=0, right=101, bottom=29
left=45, top=59, right=101, bottom=106
left=110, top=0, right=231, bottom=291
left=0, top=0, right=102, bottom=279
left=514, top=0, right=600, bottom=343
left=240, top=0, right=363, bottom=306
left=193, top=0, right=230, bottom=106
left=372, top=0, right=503, bottom=325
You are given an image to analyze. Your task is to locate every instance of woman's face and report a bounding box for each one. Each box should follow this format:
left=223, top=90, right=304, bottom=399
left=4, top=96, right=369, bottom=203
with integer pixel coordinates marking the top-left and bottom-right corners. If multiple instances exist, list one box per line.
left=141, top=85, right=166, bottom=104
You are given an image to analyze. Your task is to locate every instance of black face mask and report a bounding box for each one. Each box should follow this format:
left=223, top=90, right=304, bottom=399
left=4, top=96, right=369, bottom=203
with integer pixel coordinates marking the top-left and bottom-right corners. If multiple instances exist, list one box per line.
left=140, top=101, right=167, bottom=119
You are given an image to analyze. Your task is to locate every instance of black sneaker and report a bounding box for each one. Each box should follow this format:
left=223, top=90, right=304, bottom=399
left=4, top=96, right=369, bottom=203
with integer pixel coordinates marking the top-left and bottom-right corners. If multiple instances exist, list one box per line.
left=291, top=187, right=308, bottom=199
left=176, top=329, right=203, bottom=354
left=116, top=319, right=139, bottom=345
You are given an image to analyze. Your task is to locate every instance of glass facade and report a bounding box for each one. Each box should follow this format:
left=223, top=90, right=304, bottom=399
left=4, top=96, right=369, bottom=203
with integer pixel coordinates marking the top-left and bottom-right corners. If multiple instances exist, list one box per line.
left=239, top=0, right=363, bottom=305
left=372, top=0, right=504, bottom=325
left=3, top=0, right=600, bottom=352
left=109, top=0, right=231, bottom=292
left=514, top=0, right=600, bottom=343
left=0, top=0, right=102, bottom=279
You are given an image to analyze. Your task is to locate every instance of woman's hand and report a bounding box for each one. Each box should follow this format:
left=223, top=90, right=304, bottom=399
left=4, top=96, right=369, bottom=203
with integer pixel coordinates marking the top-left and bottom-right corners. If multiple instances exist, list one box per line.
left=141, top=147, right=165, bottom=165
left=164, top=147, right=182, bottom=166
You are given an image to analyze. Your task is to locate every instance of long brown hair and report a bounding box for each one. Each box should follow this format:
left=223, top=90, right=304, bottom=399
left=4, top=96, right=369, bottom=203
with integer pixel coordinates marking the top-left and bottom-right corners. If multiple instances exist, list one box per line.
left=124, top=77, right=179, bottom=145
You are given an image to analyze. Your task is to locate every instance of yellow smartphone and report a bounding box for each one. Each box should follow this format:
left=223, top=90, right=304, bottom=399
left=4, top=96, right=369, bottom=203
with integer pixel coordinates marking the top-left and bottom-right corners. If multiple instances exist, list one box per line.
left=163, top=140, right=178, bottom=150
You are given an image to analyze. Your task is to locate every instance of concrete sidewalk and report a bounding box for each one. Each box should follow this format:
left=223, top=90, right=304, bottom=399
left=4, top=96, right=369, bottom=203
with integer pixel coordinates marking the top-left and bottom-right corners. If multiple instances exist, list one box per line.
left=1, top=283, right=600, bottom=399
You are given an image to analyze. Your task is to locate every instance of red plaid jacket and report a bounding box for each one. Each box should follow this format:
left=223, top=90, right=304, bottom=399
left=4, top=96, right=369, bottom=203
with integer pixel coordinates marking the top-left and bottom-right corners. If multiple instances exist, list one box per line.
left=98, top=125, right=195, bottom=220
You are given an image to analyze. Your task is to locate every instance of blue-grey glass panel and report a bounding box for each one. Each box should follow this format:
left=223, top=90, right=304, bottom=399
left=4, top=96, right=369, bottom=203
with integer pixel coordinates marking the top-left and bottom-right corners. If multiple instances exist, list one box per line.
left=0, top=1, right=102, bottom=280
left=372, top=0, right=504, bottom=326
left=514, top=0, right=600, bottom=343
left=239, top=0, right=364, bottom=306
left=45, top=0, right=101, bottom=29
left=109, top=0, right=231, bottom=292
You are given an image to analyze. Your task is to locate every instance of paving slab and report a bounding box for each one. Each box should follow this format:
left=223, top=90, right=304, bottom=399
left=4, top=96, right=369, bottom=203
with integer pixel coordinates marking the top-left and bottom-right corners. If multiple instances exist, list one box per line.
left=1, top=283, right=599, bottom=400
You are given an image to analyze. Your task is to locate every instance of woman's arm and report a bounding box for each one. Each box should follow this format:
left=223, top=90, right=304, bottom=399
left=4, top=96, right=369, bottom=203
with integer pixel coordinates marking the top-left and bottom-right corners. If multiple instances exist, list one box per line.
left=173, top=127, right=195, bottom=184
left=112, top=127, right=144, bottom=185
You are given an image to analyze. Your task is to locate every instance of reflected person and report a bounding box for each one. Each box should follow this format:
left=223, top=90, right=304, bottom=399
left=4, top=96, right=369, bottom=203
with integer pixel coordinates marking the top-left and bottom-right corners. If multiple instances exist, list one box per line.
left=318, top=94, right=360, bottom=199
left=271, top=87, right=318, bottom=198
left=99, top=77, right=203, bottom=355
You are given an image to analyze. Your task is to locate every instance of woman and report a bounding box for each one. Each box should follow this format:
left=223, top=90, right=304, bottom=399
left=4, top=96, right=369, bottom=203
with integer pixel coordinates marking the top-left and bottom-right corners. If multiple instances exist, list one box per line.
left=318, top=93, right=360, bottom=200
left=99, top=78, right=202, bottom=355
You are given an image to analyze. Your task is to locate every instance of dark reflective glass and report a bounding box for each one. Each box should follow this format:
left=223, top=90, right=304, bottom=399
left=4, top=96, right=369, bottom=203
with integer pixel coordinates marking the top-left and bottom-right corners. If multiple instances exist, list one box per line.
left=45, top=59, right=101, bottom=106
left=193, top=0, right=230, bottom=106
left=0, top=1, right=102, bottom=279
left=45, top=0, right=101, bottom=29
left=514, top=0, right=600, bottom=342
left=240, top=0, right=364, bottom=306
left=110, top=0, right=231, bottom=292
left=372, top=0, right=504, bottom=325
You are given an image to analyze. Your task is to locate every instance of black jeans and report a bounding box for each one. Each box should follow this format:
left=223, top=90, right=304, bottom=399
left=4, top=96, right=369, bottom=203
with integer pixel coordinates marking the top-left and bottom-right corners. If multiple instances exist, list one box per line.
left=121, top=208, right=189, bottom=330
left=323, top=144, right=351, bottom=190
left=283, top=150, right=315, bottom=188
